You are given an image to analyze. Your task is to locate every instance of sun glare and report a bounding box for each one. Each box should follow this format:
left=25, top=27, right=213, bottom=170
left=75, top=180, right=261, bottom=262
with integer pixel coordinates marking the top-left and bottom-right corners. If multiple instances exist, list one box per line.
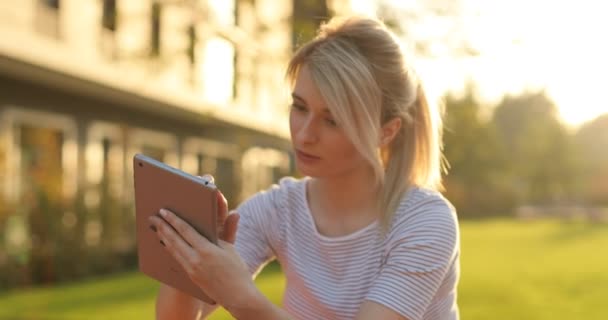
left=390, top=0, right=608, bottom=127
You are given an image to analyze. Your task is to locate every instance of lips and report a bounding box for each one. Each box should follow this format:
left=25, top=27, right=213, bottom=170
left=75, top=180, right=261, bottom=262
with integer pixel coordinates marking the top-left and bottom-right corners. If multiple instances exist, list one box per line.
left=296, top=149, right=320, bottom=160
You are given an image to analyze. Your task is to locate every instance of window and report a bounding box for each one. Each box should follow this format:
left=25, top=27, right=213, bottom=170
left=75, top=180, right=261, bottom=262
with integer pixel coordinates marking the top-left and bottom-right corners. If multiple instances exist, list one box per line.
left=182, top=137, right=239, bottom=201
left=42, top=0, right=60, bottom=9
left=102, top=0, right=117, bottom=32
left=1, top=109, right=78, bottom=204
left=232, top=2, right=239, bottom=98
left=216, top=157, right=236, bottom=202
left=187, top=24, right=197, bottom=66
left=187, top=23, right=198, bottom=85
left=201, top=37, right=235, bottom=104
left=150, top=1, right=162, bottom=57
left=128, top=128, right=178, bottom=168
left=19, top=125, right=65, bottom=203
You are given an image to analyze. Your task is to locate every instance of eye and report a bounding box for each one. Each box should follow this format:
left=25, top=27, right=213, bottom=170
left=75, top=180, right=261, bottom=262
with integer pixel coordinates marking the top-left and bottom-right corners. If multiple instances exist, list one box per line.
left=325, top=118, right=338, bottom=127
left=290, top=104, right=307, bottom=112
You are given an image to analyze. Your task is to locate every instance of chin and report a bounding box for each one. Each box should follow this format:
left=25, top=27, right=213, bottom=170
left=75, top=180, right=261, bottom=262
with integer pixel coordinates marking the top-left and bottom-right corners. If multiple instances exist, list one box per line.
left=295, top=163, right=325, bottom=178
left=295, top=165, right=316, bottom=177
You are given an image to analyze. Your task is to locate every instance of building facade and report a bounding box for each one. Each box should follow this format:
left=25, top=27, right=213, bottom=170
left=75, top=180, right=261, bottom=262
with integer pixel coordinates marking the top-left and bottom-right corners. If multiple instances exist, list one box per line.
left=0, top=0, right=374, bottom=286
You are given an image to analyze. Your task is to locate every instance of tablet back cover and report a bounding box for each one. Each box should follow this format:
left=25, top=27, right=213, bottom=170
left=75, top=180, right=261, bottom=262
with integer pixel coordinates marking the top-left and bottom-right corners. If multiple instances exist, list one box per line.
left=133, top=154, right=217, bottom=303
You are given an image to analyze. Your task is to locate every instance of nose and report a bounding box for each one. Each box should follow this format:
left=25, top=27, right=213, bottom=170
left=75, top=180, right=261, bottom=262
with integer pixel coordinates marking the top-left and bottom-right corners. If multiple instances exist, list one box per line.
left=296, top=117, right=319, bottom=145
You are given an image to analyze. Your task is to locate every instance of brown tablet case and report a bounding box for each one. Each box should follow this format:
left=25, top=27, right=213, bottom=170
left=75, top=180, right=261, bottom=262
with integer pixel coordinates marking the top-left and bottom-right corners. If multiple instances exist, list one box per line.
left=133, top=153, right=217, bottom=304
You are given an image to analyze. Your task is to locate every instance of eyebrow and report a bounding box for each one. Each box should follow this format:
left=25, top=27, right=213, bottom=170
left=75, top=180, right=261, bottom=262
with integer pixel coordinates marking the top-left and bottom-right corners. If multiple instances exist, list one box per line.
left=291, top=92, right=331, bottom=114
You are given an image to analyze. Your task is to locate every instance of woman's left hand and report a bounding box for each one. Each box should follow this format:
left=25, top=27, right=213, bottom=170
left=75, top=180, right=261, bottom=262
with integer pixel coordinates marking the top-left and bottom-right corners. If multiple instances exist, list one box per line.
left=148, top=208, right=258, bottom=311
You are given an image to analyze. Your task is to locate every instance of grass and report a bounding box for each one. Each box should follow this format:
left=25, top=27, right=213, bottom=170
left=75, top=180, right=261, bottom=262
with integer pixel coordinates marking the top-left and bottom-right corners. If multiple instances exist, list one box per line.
left=0, top=219, right=607, bottom=319
left=458, top=219, right=608, bottom=320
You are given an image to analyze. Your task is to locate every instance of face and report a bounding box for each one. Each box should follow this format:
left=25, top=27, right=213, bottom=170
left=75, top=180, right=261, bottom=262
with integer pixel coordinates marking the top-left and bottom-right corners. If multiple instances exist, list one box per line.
left=289, top=65, right=370, bottom=178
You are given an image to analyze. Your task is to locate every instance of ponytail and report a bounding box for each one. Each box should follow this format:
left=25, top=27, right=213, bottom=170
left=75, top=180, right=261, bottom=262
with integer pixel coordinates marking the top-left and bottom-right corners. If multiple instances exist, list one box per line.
left=379, top=83, right=445, bottom=231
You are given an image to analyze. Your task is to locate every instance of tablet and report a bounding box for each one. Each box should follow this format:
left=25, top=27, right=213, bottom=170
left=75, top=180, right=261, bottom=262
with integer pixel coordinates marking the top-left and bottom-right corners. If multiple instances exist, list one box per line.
left=133, top=153, right=217, bottom=304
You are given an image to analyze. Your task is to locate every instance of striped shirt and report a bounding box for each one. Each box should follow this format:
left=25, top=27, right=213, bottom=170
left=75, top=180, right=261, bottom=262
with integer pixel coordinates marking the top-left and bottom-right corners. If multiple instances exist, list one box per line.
left=235, top=177, right=460, bottom=320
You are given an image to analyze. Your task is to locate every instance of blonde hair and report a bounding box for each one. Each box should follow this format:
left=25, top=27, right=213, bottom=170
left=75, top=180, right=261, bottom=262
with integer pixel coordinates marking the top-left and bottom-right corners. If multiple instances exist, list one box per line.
left=286, top=16, right=445, bottom=230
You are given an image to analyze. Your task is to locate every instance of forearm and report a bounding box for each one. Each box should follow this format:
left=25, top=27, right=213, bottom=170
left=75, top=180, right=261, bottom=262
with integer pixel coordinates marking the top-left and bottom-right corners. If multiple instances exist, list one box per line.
left=156, top=284, right=218, bottom=320
left=226, top=287, right=292, bottom=320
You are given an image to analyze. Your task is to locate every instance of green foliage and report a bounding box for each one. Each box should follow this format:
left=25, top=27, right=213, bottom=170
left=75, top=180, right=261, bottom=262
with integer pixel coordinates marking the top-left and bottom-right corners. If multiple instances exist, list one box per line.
left=2, top=221, right=607, bottom=319
left=442, top=85, right=516, bottom=216
left=574, top=114, right=608, bottom=204
left=492, top=91, right=578, bottom=204
left=441, top=88, right=605, bottom=217
left=291, top=0, right=329, bottom=50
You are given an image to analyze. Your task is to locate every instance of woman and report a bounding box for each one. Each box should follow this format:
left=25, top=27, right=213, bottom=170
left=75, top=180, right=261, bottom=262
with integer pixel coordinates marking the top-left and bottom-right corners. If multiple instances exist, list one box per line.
left=150, top=16, right=460, bottom=320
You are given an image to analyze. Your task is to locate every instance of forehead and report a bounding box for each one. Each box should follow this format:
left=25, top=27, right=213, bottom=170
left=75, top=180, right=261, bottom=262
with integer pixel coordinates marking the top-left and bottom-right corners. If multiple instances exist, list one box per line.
left=292, top=65, right=328, bottom=110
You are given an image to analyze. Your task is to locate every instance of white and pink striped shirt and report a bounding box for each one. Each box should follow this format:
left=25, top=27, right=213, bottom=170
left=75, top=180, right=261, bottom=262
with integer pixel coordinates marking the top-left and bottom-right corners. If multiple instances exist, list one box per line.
left=235, top=177, right=460, bottom=320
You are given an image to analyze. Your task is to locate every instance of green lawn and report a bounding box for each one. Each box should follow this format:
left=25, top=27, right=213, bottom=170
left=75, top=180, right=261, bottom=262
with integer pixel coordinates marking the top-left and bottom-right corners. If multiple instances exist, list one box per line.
left=0, top=219, right=607, bottom=319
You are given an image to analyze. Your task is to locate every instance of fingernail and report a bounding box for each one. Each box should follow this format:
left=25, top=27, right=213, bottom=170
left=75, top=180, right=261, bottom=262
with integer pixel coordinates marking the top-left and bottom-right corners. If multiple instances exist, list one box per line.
left=149, top=225, right=157, bottom=232
left=159, top=209, right=167, bottom=217
left=160, top=240, right=166, bottom=247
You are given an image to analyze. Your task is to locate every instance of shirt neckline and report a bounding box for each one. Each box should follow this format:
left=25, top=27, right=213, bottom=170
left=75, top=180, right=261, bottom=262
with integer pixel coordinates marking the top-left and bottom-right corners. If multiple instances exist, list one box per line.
left=299, top=177, right=379, bottom=243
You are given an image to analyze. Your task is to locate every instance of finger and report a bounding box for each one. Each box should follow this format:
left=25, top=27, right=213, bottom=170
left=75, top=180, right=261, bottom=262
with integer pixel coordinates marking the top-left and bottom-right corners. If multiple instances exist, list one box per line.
left=159, top=208, right=212, bottom=252
left=200, top=174, right=215, bottom=184
left=148, top=215, right=196, bottom=269
left=223, top=212, right=240, bottom=244
left=217, top=191, right=229, bottom=237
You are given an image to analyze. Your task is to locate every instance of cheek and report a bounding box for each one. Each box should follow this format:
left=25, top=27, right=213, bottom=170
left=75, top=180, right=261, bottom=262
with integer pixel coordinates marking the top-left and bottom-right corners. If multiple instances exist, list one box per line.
left=326, top=134, right=363, bottom=162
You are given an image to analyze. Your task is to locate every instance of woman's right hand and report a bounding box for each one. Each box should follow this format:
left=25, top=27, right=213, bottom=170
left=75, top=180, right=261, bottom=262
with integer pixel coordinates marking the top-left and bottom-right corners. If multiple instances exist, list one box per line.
left=156, top=175, right=240, bottom=320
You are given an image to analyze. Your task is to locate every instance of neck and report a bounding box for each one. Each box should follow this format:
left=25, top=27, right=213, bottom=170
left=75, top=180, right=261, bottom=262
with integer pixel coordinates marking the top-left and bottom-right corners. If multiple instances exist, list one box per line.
left=308, top=166, right=380, bottom=220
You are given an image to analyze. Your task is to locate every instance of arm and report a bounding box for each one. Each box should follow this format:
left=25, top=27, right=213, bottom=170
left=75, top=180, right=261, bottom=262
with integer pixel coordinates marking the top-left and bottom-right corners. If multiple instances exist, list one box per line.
left=156, top=285, right=216, bottom=320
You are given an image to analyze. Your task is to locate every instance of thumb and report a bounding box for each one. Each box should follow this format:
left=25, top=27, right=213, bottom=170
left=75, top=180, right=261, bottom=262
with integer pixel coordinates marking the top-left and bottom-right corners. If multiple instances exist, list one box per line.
left=221, top=211, right=240, bottom=244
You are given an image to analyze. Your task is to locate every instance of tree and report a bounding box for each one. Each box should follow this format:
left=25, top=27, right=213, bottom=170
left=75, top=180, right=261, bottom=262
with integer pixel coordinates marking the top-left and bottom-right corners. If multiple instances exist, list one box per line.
left=574, top=113, right=608, bottom=204
left=292, top=0, right=329, bottom=50
left=492, top=91, right=577, bottom=205
left=442, top=85, right=514, bottom=216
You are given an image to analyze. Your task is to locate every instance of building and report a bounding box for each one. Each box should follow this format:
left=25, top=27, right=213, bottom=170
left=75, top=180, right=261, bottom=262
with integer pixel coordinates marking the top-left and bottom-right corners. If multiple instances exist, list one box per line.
left=0, top=0, right=374, bottom=286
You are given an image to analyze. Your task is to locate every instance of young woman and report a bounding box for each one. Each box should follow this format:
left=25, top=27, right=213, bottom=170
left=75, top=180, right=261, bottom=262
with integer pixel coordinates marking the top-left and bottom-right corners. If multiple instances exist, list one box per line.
left=150, top=16, right=460, bottom=320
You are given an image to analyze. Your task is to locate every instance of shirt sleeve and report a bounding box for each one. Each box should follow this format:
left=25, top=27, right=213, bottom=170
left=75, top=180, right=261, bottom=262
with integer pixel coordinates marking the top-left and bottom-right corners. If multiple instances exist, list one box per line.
left=234, top=179, right=289, bottom=277
left=365, top=197, right=459, bottom=320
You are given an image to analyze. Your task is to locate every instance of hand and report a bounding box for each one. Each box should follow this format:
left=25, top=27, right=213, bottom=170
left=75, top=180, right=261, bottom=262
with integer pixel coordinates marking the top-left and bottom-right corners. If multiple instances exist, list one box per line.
left=149, top=188, right=257, bottom=311
left=199, top=174, right=239, bottom=243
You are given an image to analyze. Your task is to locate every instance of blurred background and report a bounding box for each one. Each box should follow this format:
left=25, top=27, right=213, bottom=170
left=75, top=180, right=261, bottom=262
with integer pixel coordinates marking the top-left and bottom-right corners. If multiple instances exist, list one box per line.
left=0, top=0, right=606, bottom=319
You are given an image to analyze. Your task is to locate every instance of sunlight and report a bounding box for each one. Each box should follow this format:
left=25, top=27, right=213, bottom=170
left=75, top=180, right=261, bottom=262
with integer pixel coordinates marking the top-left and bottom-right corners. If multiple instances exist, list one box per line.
left=392, top=0, right=608, bottom=127
left=463, top=0, right=608, bottom=126
left=350, top=0, right=377, bottom=14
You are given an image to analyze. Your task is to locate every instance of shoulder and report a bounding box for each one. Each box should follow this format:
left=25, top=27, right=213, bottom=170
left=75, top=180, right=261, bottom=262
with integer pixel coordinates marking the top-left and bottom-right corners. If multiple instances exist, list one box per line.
left=387, top=187, right=459, bottom=251
left=392, top=187, right=457, bottom=227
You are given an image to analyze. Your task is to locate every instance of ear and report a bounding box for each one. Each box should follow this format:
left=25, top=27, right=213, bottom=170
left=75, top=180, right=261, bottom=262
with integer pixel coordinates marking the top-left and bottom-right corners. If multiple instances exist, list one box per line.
left=379, top=117, right=402, bottom=147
